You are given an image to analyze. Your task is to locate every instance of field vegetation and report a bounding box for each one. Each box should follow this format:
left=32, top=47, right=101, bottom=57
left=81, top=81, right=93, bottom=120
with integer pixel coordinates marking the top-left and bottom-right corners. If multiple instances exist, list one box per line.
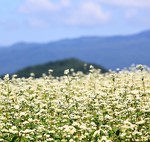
left=0, top=65, right=150, bottom=142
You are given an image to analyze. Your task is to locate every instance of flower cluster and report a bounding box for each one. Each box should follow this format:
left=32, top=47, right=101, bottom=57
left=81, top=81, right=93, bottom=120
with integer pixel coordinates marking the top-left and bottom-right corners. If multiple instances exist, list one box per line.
left=0, top=66, right=150, bottom=141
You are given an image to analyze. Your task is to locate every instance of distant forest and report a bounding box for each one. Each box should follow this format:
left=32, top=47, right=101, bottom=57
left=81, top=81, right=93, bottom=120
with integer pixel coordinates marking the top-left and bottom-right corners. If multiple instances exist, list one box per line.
left=12, top=58, right=107, bottom=78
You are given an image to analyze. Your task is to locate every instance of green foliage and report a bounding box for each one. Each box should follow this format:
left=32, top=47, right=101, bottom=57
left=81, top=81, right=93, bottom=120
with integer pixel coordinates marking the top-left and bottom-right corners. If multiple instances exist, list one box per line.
left=0, top=65, right=149, bottom=141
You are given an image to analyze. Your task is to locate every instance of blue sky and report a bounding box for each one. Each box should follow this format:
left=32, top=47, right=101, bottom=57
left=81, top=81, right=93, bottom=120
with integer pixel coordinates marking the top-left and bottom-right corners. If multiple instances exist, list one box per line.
left=0, top=0, right=150, bottom=46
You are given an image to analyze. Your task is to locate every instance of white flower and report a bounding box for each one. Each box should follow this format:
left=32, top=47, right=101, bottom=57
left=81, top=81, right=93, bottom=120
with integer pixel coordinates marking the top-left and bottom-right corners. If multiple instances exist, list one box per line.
left=11, top=126, right=17, bottom=130
left=64, top=69, right=69, bottom=75
left=72, top=122, right=80, bottom=127
left=21, top=129, right=34, bottom=134
left=101, top=136, right=107, bottom=141
left=69, top=139, right=75, bottom=142
left=105, top=114, right=112, bottom=120
left=63, top=125, right=76, bottom=135
left=28, top=118, right=33, bottom=122
left=14, top=105, right=20, bottom=109
left=136, top=120, right=145, bottom=125
left=8, top=126, right=18, bottom=134
left=20, top=112, right=26, bottom=116
left=93, top=130, right=100, bottom=137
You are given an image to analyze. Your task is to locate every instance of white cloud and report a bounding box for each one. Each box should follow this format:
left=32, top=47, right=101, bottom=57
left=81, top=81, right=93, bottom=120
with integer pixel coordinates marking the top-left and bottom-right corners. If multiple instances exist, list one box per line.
left=19, top=0, right=110, bottom=28
left=125, top=9, right=138, bottom=19
left=66, top=1, right=110, bottom=26
left=98, top=0, right=150, bottom=8
left=60, top=0, right=70, bottom=7
left=19, top=0, right=70, bottom=13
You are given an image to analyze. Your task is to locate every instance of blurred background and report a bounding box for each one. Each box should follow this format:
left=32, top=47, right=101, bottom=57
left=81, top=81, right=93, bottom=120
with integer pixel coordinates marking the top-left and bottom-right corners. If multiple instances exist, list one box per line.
left=0, top=0, right=150, bottom=77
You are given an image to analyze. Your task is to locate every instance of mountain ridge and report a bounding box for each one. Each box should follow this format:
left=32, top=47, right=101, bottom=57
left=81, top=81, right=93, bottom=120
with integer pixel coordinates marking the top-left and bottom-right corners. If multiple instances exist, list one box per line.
left=13, top=58, right=107, bottom=78
left=1, top=29, right=150, bottom=48
left=0, top=29, right=150, bottom=75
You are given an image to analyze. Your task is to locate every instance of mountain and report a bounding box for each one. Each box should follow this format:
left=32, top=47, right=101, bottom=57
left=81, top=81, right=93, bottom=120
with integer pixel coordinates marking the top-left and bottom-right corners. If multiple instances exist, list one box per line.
left=13, top=58, right=107, bottom=78
left=0, top=30, right=150, bottom=75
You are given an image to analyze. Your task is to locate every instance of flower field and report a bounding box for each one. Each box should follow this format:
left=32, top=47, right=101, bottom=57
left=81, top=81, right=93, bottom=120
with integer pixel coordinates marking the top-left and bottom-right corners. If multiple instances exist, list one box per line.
left=0, top=66, right=150, bottom=142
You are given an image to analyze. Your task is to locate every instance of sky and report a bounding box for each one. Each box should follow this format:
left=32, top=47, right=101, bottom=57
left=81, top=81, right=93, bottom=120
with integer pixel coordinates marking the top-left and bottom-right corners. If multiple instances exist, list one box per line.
left=0, top=0, right=150, bottom=46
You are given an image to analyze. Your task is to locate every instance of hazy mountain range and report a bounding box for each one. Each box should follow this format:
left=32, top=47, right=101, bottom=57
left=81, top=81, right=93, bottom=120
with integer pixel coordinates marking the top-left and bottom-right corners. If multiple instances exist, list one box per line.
left=0, top=30, right=150, bottom=75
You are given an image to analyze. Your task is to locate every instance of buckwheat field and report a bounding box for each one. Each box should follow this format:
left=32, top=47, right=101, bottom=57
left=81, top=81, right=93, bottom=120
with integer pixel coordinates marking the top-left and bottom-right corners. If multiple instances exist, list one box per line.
left=0, top=65, right=150, bottom=142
